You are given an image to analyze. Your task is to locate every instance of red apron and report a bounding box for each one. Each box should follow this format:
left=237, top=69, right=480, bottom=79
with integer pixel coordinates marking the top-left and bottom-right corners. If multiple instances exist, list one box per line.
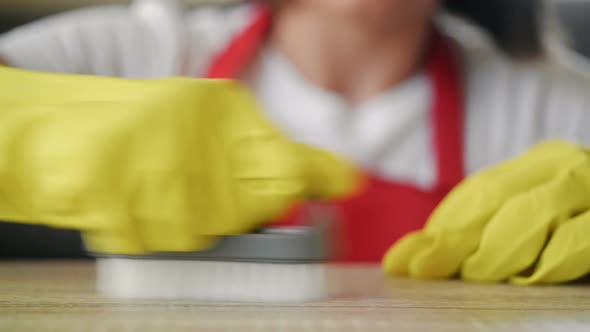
left=205, top=6, right=465, bottom=263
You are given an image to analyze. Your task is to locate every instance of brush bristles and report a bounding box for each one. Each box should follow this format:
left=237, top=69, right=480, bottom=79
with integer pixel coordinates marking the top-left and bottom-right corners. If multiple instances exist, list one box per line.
left=96, top=258, right=328, bottom=303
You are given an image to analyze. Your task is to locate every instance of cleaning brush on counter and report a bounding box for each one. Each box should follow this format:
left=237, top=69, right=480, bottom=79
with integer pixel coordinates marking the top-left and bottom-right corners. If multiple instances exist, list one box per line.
left=93, top=205, right=339, bottom=303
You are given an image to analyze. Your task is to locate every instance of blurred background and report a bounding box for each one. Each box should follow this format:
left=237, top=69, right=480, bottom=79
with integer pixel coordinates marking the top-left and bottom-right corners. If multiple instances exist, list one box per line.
left=0, top=0, right=224, bottom=32
left=553, top=0, right=590, bottom=58
left=1, top=0, right=590, bottom=67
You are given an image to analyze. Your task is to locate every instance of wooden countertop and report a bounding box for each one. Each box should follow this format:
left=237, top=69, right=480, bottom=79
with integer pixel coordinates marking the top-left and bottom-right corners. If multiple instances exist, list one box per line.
left=1, top=261, right=589, bottom=331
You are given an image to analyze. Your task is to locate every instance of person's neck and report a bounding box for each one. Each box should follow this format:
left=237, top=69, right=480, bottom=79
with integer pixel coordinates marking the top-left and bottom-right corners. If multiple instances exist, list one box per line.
left=270, top=5, right=432, bottom=105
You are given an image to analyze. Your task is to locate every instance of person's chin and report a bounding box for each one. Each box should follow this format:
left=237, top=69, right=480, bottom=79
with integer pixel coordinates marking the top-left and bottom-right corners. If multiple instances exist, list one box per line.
left=318, top=0, right=427, bottom=23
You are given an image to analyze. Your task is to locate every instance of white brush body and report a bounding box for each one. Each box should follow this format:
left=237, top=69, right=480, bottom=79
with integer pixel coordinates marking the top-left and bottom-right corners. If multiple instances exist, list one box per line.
left=96, top=258, right=328, bottom=303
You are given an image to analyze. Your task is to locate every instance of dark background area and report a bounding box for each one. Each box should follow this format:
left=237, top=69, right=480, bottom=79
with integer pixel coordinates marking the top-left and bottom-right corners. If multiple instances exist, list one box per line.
left=2, top=0, right=590, bottom=57
left=1, top=16, right=29, bottom=34
left=557, top=3, right=590, bottom=60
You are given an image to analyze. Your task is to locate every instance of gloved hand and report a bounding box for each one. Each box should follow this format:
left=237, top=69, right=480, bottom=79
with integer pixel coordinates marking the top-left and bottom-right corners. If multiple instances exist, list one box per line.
left=383, top=140, right=590, bottom=285
left=0, top=66, right=358, bottom=255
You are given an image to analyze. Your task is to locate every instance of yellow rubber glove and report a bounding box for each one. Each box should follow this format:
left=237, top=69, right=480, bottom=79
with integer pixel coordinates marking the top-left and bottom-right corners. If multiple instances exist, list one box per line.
left=383, top=140, right=590, bottom=284
left=0, top=66, right=358, bottom=255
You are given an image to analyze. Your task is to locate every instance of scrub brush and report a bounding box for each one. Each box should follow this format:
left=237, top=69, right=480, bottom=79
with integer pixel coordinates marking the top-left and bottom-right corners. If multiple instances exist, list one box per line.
left=93, top=207, right=337, bottom=303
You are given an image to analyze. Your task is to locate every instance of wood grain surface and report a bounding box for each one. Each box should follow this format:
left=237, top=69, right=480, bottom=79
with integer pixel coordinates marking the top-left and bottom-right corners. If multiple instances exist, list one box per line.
left=0, top=261, right=589, bottom=331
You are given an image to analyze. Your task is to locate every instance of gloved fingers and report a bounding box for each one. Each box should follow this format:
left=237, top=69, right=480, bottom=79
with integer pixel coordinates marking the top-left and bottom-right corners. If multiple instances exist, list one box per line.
left=125, top=172, right=218, bottom=252
left=79, top=179, right=220, bottom=254
left=511, top=209, right=590, bottom=285
left=461, top=163, right=590, bottom=282
left=136, top=215, right=207, bottom=253
left=80, top=187, right=216, bottom=254
left=82, top=218, right=145, bottom=255
left=196, top=82, right=311, bottom=229
left=381, top=141, right=587, bottom=280
left=382, top=231, right=434, bottom=276
left=407, top=159, right=555, bottom=278
left=295, top=143, right=361, bottom=200
left=383, top=224, right=483, bottom=279
left=228, top=135, right=305, bottom=230
left=229, top=137, right=360, bottom=229
left=425, top=140, right=587, bottom=231
left=405, top=140, right=589, bottom=280
left=407, top=226, right=483, bottom=278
